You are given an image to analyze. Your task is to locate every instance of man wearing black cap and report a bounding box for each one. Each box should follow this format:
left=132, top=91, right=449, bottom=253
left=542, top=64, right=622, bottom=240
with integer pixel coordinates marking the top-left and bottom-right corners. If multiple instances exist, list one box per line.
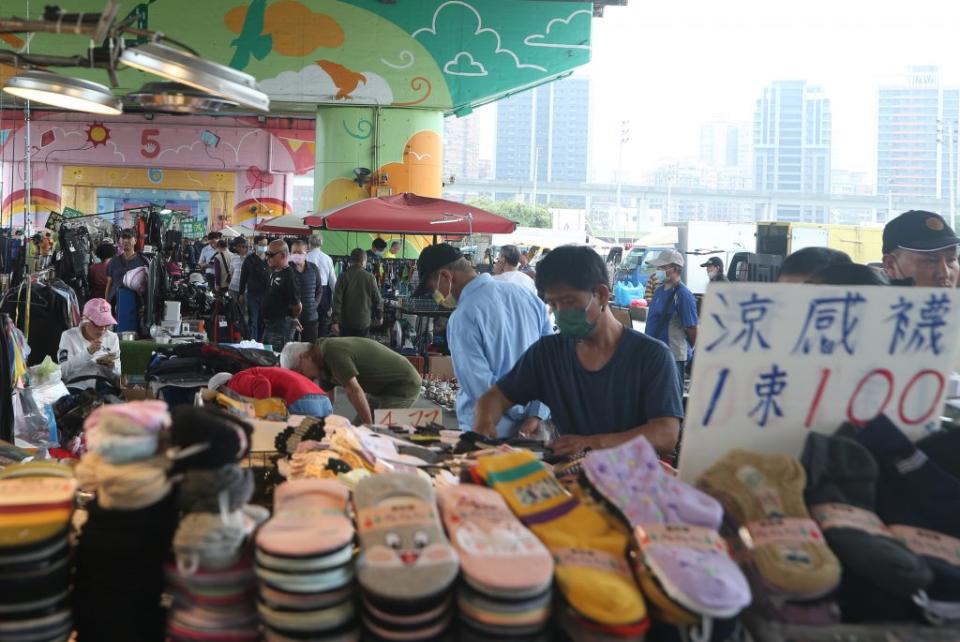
left=882, top=210, right=960, bottom=288
left=701, top=256, right=728, bottom=283
left=414, top=243, right=552, bottom=438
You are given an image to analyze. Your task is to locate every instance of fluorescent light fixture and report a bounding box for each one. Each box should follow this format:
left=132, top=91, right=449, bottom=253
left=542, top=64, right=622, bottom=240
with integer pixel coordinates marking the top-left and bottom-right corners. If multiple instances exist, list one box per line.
left=3, top=69, right=122, bottom=115
left=120, top=43, right=269, bottom=112
left=127, top=82, right=238, bottom=114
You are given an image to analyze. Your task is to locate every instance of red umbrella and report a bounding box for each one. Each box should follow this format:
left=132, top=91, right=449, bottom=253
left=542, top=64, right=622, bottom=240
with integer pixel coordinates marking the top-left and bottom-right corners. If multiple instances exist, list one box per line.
left=254, top=213, right=310, bottom=234
left=303, top=193, right=517, bottom=235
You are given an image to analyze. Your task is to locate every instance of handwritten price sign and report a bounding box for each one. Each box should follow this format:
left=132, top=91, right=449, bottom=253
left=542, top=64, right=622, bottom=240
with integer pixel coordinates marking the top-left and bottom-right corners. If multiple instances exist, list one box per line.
left=678, top=283, right=960, bottom=483
left=374, top=408, right=442, bottom=427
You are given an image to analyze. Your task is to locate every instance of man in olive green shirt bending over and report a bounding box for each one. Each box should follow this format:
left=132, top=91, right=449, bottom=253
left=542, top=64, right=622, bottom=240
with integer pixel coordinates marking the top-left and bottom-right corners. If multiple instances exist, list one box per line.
left=282, top=339, right=421, bottom=425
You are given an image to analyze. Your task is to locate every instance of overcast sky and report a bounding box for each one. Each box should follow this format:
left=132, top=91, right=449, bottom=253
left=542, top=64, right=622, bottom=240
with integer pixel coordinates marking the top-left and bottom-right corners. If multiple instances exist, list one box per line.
left=477, top=0, right=960, bottom=185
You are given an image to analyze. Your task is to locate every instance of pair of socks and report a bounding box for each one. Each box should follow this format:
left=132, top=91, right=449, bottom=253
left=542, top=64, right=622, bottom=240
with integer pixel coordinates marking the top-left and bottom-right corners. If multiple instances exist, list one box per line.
left=476, top=450, right=648, bottom=629
left=697, top=450, right=841, bottom=600
left=354, top=473, right=458, bottom=640
left=839, top=415, right=960, bottom=605
left=582, top=435, right=751, bottom=620
left=800, top=432, right=932, bottom=601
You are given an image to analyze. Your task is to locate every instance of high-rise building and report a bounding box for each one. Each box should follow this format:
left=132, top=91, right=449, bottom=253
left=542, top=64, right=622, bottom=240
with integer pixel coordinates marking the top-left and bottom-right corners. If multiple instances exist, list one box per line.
left=876, top=66, right=960, bottom=210
left=753, top=81, right=832, bottom=222
left=495, top=76, right=590, bottom=206
left=443, top=113, right=481, bottom=182
left=700, top=121, right=752, bottom=174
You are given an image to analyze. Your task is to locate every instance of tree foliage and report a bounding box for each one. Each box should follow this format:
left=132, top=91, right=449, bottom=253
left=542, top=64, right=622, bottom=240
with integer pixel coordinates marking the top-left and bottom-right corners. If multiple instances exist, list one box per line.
left=467, top=198, right=552, bottom=229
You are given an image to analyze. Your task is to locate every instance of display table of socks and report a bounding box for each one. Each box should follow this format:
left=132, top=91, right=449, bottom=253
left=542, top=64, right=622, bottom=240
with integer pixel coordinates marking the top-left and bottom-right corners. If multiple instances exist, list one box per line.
left=5, top=401, right=960, bottom=641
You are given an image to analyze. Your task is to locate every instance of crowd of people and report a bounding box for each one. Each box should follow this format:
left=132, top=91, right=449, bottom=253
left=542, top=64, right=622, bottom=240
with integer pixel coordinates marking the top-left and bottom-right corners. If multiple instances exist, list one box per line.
left=58, top=209, right=958, bottom=458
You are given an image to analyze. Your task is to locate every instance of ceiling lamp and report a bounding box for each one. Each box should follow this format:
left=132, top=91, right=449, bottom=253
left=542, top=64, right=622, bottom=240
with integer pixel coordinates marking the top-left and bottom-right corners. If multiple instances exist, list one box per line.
left=120, top=42, right=269, bottom=112
left=127, top=82, right=238, bottom=114
left=2, top=69, right=122, bottom=115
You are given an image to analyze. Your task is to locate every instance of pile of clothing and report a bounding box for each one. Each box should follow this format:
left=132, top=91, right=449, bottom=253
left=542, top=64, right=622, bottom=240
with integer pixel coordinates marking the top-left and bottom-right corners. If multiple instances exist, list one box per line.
left=167, top=405, right=265, bottom=641
left=73, top=401, right=177, bottom=642
left=255, top=479, right=358, bottom=640
left=0, top=462, right=76, bottom=642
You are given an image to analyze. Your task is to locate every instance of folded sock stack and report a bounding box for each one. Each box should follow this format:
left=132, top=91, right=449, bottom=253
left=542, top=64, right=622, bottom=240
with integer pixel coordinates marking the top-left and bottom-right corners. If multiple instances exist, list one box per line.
left=168, top=407, right=264, bottom=641
left=840, top=415, right=960, bottom=622
left=437, top=484, right=554, bottom=638
left=582, top=435, right=751, bottom=637
left=256, top=479, right=359, bottom=641
left=800, top=431, right=934, bottom=623
left=73, top=401, right=178, bottom=642
left=0, top=464, right=75, bottom=642
left=476, top=451, right=649, bottom=640
left=696, top=449, right=842, bottom=624
left=354, top=473, right=459, bottom=641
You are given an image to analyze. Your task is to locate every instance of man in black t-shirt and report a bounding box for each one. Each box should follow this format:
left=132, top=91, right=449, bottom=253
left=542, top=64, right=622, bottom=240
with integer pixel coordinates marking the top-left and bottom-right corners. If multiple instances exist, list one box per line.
left=473, top=245, right=683, bottom=458
left=261, top=239, right=302, bottom=350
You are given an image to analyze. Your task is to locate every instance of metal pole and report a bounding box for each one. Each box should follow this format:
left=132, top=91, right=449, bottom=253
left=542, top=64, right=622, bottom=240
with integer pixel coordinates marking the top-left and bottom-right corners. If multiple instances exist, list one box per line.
left=949, top=121, right=956, bottom=230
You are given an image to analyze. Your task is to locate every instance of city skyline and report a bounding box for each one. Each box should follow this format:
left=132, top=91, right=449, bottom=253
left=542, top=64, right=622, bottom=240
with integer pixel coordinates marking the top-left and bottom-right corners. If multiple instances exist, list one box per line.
left=467, top=0, right=960, bottom=187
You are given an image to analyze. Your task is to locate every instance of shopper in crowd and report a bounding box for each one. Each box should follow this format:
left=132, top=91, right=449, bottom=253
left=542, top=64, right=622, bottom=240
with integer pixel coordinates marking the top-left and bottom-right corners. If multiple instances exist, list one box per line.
left=181, top=236, right=198, bottom=269
left=331, top=248, right=382, bottom=338
left=58, top=298, right=121, bottom=392
left=240, top=235, right=270, bottom=341
left=368, top=237, right=387, bottom=260
left=261, top=239, right=302, bottom=350
left=87, top=242, right=115, bottom=301
left=492, top=244, right=538, bottom=295
left=228, top=237, right=248, bottom=298
left=384, top=240, right=401, bottom=259
left=414, top=244, right=551, bottom=438
left=881, top=210, right=960, bottom=288
left=212, top=239, right=232, bottom=293
left=807, top=263, right=889, bottom=286
left=289, top=239, right=323, bottom=342
left=306, top=235, right=336, bottom=337
left=198, top=232, right=222, bottom=289
left=702, top=256, right=728, bottom=283
left=104, top=229, right=148, bottom=304
left=519, top=254, right=536, bottom=281
left=473, top=245, right=682, bottom=457
left=777, top=247, right=851, bottom=283
left=283, top=339, right=422, bottom=425
left=645, top=249, right=698, bottom=392
left=209, top=367, right=332, bottom=417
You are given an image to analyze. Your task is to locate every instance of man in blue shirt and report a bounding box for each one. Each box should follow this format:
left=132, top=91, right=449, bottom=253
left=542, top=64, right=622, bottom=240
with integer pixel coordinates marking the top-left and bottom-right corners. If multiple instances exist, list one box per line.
left=645, top=249, right=698, bottom=392
left=472, top=245, right=682, bottom=457
left=413, top=244, right=552, bottom=438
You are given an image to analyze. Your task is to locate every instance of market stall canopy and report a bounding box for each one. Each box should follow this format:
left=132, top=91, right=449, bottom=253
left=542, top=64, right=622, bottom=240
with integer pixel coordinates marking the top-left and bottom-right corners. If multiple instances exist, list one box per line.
left=254, top=213, right=310, bottom=235
left=303, top=193, right=517, bottom=235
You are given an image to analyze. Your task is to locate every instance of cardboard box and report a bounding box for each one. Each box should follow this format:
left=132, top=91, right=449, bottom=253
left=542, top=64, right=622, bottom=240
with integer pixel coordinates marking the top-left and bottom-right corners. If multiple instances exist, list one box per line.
left=122, top=386, right=156, bottom=401
left=428, top=355, right=455, bottom=379
left=405, top=355, right=425, bottom=377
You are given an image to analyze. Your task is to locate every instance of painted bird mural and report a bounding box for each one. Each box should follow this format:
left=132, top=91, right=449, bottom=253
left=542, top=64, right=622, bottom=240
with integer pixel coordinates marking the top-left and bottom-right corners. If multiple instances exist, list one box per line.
left=316, top=60, right=367, bottom=100
left=228, top=0, right=272, bottom=70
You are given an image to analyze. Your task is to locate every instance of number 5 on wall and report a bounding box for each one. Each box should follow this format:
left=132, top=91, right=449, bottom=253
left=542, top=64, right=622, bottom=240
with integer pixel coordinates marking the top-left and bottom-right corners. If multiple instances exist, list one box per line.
left=140, top=129, right=161, bottom=159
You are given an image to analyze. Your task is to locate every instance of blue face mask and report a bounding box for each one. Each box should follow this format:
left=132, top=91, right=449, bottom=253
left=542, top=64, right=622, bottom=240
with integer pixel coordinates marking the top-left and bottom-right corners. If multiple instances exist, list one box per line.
left=654, top=270, right=666, bottom=281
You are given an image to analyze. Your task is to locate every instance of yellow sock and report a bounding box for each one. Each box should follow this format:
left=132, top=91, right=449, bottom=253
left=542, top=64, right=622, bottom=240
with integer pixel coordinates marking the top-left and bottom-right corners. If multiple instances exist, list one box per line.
left=479, top=451, right=647, bottom=626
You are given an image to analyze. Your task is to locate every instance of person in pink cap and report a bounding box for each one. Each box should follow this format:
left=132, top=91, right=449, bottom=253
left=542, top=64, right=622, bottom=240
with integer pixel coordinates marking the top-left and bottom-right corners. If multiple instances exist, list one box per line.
left=57, top=298, right=122, bottom=392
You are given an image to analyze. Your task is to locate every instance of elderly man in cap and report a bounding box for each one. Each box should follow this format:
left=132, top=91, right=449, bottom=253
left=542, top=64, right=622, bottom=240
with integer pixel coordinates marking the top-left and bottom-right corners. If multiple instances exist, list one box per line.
left=413, top=243, right=552, bottom=438
left=882, top=210, right=960, bottom=288
left=645, top=249, right=698, bottom=392
left=701, top=256, right=728, bottom=283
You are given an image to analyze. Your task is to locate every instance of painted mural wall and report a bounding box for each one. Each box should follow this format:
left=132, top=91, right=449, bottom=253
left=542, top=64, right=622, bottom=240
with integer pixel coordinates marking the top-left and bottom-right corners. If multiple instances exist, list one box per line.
left=0, top=0, right=593, bottom=113
left=0, top=111, right=314, bottom=228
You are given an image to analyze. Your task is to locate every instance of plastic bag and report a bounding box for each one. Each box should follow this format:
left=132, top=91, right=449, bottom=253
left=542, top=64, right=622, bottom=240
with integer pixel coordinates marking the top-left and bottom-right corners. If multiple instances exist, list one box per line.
left=29, top=356, right=61, bottom=386
left=14, top=388, right=58, bottom=448
left=614, top=281, right=646, bottom=307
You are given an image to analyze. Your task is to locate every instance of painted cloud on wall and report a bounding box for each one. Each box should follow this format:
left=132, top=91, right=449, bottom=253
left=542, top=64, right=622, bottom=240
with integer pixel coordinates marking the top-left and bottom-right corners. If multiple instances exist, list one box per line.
left=259, top=64, right=394, bottom=104
left=524, top=9, right=593, bottom=50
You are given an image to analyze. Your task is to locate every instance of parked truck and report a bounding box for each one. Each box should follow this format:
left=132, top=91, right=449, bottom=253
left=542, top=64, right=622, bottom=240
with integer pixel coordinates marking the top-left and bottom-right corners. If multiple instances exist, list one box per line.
left=614, top=222, right=757, bottom=294
left=755, top=222, right=884, bottom=265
